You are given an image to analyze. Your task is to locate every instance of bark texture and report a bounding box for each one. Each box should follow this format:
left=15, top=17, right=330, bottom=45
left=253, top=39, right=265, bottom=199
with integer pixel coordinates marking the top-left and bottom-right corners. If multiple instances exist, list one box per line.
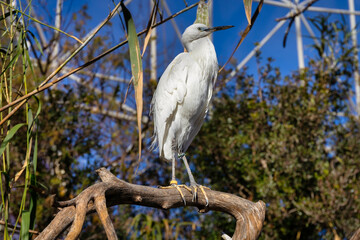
left=35, top=168, right=265, bottom=240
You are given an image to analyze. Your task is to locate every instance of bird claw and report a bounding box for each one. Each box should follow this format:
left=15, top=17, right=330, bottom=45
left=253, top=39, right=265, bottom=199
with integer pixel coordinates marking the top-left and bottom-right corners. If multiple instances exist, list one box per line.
left=190, top=184, right=210, bottom=207
left=159, top=181, right=210, bottom=207
left=159, top=180, right=192, bottom=206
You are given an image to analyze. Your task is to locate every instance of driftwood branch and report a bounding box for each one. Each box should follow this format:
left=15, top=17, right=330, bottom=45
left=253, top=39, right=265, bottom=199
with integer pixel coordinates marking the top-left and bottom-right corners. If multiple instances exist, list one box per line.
left=35, top=168, right=265, bottom=240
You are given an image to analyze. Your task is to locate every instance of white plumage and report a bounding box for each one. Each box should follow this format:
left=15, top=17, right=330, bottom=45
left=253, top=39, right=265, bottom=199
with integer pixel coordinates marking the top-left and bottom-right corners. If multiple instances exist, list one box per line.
left=151, top=23, right=218, bottom=160
left=150, top=23, right=232, bottom=205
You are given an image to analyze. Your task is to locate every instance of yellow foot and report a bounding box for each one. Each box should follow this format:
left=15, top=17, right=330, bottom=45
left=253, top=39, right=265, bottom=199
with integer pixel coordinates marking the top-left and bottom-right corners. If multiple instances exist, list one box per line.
left=191, top=185, right=210, bottom=207
left=159, top=180, right=192, bottom=205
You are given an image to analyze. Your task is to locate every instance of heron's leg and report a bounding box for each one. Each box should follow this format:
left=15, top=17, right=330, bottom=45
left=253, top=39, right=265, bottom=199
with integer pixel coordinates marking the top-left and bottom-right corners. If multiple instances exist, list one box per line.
left=180, top=154, right=210, bottom=206
left=171, top=155, right=176, bottom=184
left=160, top=156, right=191, bottom=205
left=169, top=156, right=186, bottom=204
left=180, top=154, right=196, bottom=184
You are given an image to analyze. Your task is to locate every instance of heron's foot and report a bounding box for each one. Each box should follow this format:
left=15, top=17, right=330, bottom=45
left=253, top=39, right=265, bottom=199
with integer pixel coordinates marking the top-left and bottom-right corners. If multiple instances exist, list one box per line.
left=159, top=180, right=192, bottom=205
left=190, top=183, right=210, bottom=207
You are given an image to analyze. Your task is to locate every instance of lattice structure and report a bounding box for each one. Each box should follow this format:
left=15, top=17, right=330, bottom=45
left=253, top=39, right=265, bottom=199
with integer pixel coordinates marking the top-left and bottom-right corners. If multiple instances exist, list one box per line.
left=159, top=0, right=360, bottom=116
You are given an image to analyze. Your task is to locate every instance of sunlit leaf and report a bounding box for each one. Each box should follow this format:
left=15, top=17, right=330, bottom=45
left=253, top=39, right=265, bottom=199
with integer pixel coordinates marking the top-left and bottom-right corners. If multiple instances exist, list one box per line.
left=243, top=0, right=253, bottom=25
left=219, top=0, right=264, bottom=72
left=121, top=1, right=143, bottom=163
left=142, top=0, right=158, bottom=57
left=14, top=137, right=32, bottom=182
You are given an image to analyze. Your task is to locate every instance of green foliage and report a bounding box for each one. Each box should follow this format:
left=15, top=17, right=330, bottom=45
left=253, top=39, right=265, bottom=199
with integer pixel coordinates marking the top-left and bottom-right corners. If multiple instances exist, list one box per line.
left=191, top=16, right=359, bottom=240
left=0, top=1, right=359, bottom=239
left=0, top=123, right=26, bottom=157
left=1, top=1, right=154, bottom=238
left=121, top=1, right=144, bottom=164
left=0, top=1, right=41, bottom=238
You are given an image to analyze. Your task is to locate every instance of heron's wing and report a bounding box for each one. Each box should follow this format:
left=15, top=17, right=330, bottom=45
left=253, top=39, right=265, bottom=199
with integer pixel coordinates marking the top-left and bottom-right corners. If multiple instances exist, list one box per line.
left=150, top=53, right=190, bottom=153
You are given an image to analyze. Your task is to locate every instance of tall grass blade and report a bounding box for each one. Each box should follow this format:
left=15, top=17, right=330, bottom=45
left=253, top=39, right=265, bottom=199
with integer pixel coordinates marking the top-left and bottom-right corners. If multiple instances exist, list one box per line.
left=26, top=30, right=43, bottom=55
left=243, top=0, right=253, bottom=25
left=121, top=1, right=143, bottom=164
left=20, top=210, right=30, bottom=240
left=141, top=0, right=158, bottom=57
left=0, top=123, right=26, bottom=157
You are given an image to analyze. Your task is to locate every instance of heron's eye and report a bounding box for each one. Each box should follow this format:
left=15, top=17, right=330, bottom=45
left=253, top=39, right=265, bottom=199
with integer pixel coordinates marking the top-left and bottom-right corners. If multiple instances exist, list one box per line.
left=197, top=27, right=202, bottom=31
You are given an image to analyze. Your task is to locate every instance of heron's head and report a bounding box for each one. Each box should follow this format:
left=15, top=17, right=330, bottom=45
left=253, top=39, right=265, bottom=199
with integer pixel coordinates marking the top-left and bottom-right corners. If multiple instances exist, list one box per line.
left=181, top=23, right=233, bottom=51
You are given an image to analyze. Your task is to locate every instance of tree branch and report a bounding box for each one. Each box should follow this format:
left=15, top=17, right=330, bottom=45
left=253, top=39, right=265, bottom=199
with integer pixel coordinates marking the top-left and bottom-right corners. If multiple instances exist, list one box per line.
left=0, top=2, right=199, bottom=121
left=35, top=168, right=265, bottom=240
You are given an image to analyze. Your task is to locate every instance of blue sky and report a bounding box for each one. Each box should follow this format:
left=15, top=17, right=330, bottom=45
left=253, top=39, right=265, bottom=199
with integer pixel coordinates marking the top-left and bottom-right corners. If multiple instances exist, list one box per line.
left=40, top=0, right=360, bottom=83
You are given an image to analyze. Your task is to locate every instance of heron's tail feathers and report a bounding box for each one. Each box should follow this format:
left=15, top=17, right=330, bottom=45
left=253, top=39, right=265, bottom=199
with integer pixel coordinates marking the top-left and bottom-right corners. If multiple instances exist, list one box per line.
left=149, top=133, right=158, bottom=151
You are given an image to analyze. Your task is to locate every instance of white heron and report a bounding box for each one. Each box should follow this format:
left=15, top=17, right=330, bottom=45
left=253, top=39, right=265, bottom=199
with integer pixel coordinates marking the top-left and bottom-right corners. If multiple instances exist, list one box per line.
left=151, top=23, right=233, bottom=206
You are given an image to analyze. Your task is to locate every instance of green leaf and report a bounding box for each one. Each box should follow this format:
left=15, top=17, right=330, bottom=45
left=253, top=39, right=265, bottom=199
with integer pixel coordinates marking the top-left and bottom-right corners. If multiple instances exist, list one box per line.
left=0, top=123, right=27, bottom=157
left=0, top=51, right=21, bottom=77
left=154, top=223, right=162, bottom=240
left=0, top=1, right=83, bottom=44
left=27, top=96, right=41, bottom=132
left=34, top=96, right=42, bottom=119
left=20, top=210, right=30, bottom=240
left=26, top=30, right=43, bottom=55
left=243, top=0, right=253, bottom=25
left=25, top=49, right=36, bottom=79
left=32, top=129, right=38, bottom=173
left=29, top=174, right=37, bottom=232
left=121, top=1, right=143, bottom=163
left=30, top=114, right=39, bottom=233
left=27, top=108, right=34, bottom=133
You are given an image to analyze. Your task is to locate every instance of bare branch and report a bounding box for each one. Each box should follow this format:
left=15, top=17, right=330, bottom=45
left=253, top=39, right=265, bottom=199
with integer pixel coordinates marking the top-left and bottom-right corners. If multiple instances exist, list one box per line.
left=275, top=0, right=319, bottom=22
left=0, top=220, right=39, bottom=235
left=218, top=0, right=264, bottom=73
left=0, top=2, right=200, bottom=125
left=66, top=74, right=136, bottom=114
left=94, top=195, right=118, bottom=240
left=57, top=0, right=136, bottom=64
left=35, top=168, right=265, bottom=240
left=161, top=0, right=182, bottom=42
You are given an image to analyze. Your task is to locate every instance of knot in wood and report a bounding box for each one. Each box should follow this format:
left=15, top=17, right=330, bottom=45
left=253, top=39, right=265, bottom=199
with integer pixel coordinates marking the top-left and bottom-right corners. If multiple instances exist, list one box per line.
left=134, top=195, right=142, bottom=202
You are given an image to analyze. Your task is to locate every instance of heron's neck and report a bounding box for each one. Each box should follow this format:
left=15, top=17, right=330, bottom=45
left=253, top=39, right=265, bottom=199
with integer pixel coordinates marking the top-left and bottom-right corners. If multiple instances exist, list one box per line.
left=185, top=37, right=216, bottom=60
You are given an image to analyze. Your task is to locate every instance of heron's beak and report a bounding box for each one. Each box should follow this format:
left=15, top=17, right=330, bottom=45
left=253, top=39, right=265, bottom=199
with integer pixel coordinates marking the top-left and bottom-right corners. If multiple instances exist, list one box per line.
left=204, top=25, right=234, bottom=32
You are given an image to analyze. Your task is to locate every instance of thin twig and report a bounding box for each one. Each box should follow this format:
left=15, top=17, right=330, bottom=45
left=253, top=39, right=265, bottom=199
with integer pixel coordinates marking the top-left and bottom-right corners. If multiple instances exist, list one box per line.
left=38, top=1, right=122, bottom=88
left=275, top=0, right=319, bottom=22
left=0, top=220, right=39, bottom=235
left=218, top=0, right=264, bottom=73
left=275, top=0, right=319, bottom=47
left=0, top=0, right=82, bottom=44
left=0, top=1, right=124, bottom=126
left=0, top=2, right=199, bottom=125
left=0, top=99, right=26, bottom=126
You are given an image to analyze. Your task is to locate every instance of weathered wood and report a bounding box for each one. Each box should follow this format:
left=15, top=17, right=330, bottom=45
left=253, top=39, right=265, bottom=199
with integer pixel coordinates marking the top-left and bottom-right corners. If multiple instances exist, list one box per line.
left=35, top=168, right=265, bottom=240
left=350, top=228, right=360, bottom=240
